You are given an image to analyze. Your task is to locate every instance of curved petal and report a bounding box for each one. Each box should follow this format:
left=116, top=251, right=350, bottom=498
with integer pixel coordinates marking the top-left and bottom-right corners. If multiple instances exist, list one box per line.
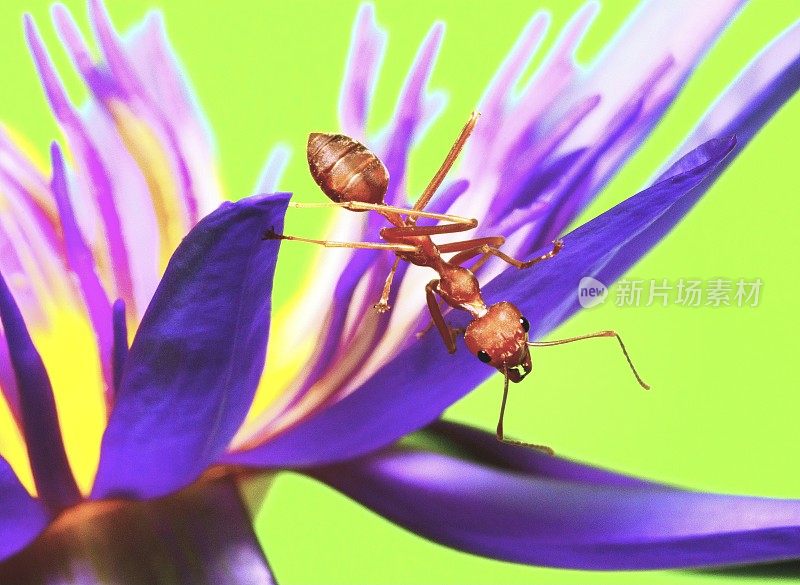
left=226, top=136, right=734, bottom=468
left=92, top=194, right=290, bottom=500
left=0, top=271, right=80, bottom=511
left=424, top=420, right=658, bottom=489
left=667, top=19, right=800, bottom=167
left=310, top=426, right=800, bottom=570
left=0, top=455, right=50, bottom=563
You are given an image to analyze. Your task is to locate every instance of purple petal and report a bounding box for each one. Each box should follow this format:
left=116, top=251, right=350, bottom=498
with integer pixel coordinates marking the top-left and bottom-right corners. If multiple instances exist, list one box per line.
left=226, top=136, right=735, bottom=468
left=379, top=21, right=444, bottom=206
left=666, top=19, right=800, bottom=169
left=0, top=455, right=50, bottom=563
left=111, top=298, right=127, bottom=395
left=54, top=3, right=221, bottom=226
left=125, top=11, right=222, bottom=221
left=427, top=420, right=658, bottom=489
left=457, top=1, right=744, bottom=256
left=91, top=194, right=290, bottom=500
left=24, top=14, right=135, bottom=307
left=0, top=129, right=60, bottom=256
left=78, top=102, right=161, bottom=315
left=311, top=428, right=800, bottom=570
left=254, top=144, right=291, bottom=196
left=87, top=0, right=139, bottom=100
left=338, top=3, right=387, bottom=139
left=85, top=2, right=204, bottom=227
left=0, top=272, right=80, bottom=511
left=50, top=143, right=114, bottom=409
left=271, top=19, right=448, bottom=413
left=0, top=132, right=70, bottom=331
left=0, top=331, right=21, bottom=426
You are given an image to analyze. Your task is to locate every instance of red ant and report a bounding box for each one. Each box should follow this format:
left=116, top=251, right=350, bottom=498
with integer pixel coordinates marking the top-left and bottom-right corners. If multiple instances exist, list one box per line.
left=265, top=112, right=650, bottom=453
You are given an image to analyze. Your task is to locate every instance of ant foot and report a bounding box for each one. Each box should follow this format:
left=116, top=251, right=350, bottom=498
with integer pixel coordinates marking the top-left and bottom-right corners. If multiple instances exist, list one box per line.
left=532, top=443, right=555, bottom=456
left=262, top=227, right=284, bottom=241
left=497, top=436, right=555, bottom=456
left=374, top=301, right=392, bottom=314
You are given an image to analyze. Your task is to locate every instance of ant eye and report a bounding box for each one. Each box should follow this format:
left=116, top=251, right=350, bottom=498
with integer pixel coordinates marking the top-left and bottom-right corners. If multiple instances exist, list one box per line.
left=477, top=350, right=492, bottom=363
left=519, top=316, right=530, bottom=332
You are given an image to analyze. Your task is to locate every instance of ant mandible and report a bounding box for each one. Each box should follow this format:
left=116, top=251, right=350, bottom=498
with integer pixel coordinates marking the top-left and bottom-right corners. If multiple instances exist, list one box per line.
left=265, top=112, right=650, bottom=453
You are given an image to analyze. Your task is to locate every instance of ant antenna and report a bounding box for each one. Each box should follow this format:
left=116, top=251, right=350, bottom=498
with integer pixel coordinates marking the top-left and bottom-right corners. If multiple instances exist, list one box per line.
left=528, top=330, right=650, bottom=390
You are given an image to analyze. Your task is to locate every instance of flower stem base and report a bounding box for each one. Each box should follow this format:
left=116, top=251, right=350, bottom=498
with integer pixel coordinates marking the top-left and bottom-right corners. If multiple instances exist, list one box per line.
left=0, top=475, right=276, bottom=584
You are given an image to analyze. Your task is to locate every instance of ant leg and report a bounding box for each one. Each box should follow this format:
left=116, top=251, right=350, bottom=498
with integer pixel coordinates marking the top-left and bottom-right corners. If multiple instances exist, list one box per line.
left=263, top=227, right=418, bottom=253
left=288, top=201, right=476, bottom=230
left=496, top=370, right=554, bottom=455
left=438, top=236, right=506, bottom=255
left=442, top=236, right=506, bottom=272
left=529, top=330, right=650, bottom=390
left=410, top=112, right=479, bottom=220
left=425, top=280, right=457, bottom=354
left=415, top=299, right=452, bottom=340
left=374, top=256, right=401, bottom=313
left=472, top=239, right=564, bottom=270
left=380, top=217, right=478, bottom=241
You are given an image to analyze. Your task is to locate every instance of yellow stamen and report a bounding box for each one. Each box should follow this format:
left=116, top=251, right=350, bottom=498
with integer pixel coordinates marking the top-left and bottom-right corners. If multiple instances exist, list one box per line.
left=234, top=302, right=317, bottom=446
left=0, top=398, right=35, bottom=494
left=35, top=304, right=106, bottom=495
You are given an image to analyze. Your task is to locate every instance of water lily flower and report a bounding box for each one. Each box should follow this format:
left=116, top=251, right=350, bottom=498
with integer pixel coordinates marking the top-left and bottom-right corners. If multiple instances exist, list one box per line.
left=0, top=0, right=799, bottom=583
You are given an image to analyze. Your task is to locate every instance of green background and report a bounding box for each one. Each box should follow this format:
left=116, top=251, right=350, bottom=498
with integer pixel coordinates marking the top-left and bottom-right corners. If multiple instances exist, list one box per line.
left=1, top=0, right=799, bottom=583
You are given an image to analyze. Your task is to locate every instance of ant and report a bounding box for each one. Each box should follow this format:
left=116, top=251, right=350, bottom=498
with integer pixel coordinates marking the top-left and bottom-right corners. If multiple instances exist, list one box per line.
left=265, top=112, right=650, bottom=453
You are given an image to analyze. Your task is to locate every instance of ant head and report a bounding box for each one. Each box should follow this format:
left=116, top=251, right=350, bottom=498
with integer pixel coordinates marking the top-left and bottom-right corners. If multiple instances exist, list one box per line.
left=307, top=133, right=389, bottom=207
left=464, top=301, right=532, bottom=383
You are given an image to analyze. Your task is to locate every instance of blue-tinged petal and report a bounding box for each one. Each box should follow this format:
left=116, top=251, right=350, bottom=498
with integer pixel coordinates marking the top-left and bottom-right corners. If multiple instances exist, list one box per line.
left=0, top=272, right=80, bottom=511
left=226, top=137, right=734, bottom=468
left=311, top=426, right=800, bottom=570
left=463, top=136, right=735, bottom=349
left=92, top=194, right=290, bottom=500
left=0, top=455, right=49, bottom=563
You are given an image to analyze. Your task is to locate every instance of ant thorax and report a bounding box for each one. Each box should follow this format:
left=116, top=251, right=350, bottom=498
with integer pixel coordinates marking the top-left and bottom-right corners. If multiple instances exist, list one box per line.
left=435, top=263, right=487, bottom=318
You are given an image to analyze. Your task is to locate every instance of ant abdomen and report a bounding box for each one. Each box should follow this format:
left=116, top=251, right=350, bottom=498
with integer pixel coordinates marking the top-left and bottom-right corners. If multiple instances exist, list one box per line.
left=307, top=133, right=389, bottom=208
